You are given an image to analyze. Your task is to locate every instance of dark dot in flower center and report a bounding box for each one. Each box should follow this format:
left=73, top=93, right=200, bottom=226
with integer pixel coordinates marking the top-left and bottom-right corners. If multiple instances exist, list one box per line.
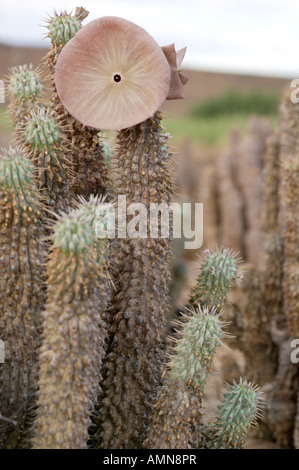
left=114, top=74, right=121, bottom=83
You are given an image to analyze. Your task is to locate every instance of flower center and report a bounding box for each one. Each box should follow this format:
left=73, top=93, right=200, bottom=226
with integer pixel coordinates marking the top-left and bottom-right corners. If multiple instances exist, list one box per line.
left=113, top=74, right=121, bottom=83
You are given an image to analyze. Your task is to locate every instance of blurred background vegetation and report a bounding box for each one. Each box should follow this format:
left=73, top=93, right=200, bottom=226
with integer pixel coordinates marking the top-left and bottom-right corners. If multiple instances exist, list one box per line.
left=165, top=88, right=280, bottom=147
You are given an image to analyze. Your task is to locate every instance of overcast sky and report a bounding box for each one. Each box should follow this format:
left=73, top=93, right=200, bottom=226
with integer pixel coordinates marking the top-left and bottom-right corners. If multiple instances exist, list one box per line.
left=0, top=0, right=298, bottom=77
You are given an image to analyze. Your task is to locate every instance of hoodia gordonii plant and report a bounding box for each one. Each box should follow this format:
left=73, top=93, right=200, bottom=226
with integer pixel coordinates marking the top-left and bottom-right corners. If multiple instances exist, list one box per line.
left=0, top=8, right=261, bottom=449
left=228, top=88, right=299, bottom=448
left=279, top=89, right=299, bottom=338
left=0, top=148, right=45, bottom=448
left=96, top=112, right=173, bottom=448
left=207, top=379, right=263, bottom=449
left=33, top=201, right=110, bottom=449
left=143, top=249, right=260, bottom=450
left=7, top=70, right=72, bottom=215
left=190, top=247, right=241, bottom=310
left=23, top=108, right=72, bottom=215
left=55, top=15, right=184, bottom=448
left=143, top=306, right=227, bottom=449
left=7, top=65, right=44, bottom=134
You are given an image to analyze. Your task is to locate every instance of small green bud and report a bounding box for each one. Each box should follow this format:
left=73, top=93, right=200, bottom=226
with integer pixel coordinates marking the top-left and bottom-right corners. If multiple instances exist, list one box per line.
left=0, top=147, right=34, bottom=193
left=167, top=305, right=226, bottom=391
left=213, top=379, right=262, bottom=449
left=8, top=64, right=42, bottom=100
left=53, top=211, right=94, bottom=255
left=47, top=12, right=81, bottom=45
left=190, top=247, right=240, bottom=310
left=25, top=109, right=61, bottom=153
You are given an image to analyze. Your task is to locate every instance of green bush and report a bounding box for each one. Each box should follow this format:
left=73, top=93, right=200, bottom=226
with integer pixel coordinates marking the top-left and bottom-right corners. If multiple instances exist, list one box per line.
left=190, top=88, right=280, bottom=118
left=165, top=114, right=278, bottom=147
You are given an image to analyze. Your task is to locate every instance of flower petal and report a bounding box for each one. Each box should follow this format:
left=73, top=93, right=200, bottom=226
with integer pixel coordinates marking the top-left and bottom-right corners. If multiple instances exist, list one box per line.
left=162, top=44, right=188, bottom=100
left=55, top=16, right=171, bottom=130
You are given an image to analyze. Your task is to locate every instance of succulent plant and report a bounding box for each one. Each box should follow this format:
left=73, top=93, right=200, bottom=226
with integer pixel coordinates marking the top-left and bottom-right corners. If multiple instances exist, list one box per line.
left=8, top=65, right=43, bottom=132
left=279, top=90, right=299, bottom=338
left=23, top=107, right=72, bottom=214
left=189, top=247, right=240, bottom=310
left=217, top=90, right=299, bottom=448
left=46, top=10, right=82, bottom=46
left=0, top=148, right=45, bottom=448
left=166, top=306, right=226, bottom=392
left=144, top=305, right=227, bottom=449
left=0, top=7, right=262, bottom=451
left=143, top=382, right=203, bottom=449
left=33, top=204, right=109, bottom=449
left=95, top=112, right=173, bottom=449
left=210, top=379, right=262, bottom=449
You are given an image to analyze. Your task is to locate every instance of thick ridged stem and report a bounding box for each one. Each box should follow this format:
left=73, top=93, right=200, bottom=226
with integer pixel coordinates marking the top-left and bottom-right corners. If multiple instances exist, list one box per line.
left=218, top=131, right=244, bottom=254
left=8, top=65, right=43, bottom=135
left=0, top=149, right=45, bottom=448
left=33, top=207, right=109, bottom=449
left=261, top=231, right=283, bottom=322
left=45, top=8, right=108, bottom=200
left=143, top=383, right=202, bottom=449
left=167, top=307, right=225, bottom=391
left=260, top=132, right=282, bottom=318
left=251, top=132, right=282, bottom=384
left=236, top=117, right=272, bottom=267
left=261, top=132, right=281, bottom=233
left=236, top=265, right=277, bottom=385
left=96, top=112, right=172, bottom=449
left=23, top=108, right=72, bottom=214
left=74, top=195, right=113, bottom=326
left=189, top=247, right=239, bottom=311
left=264, top=336, right=299, bottom=448
left=210, top=380, right=261, bottom=449
left=143, top=306, right=225, bottom=449
left=279, top=90, right=299, bottom=337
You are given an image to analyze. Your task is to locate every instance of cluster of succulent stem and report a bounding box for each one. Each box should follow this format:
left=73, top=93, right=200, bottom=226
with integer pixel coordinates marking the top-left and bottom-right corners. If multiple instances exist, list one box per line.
left=0, top=7, right=261, bottom=449
left=23, top=107, right=72, bottom=214
left=261, top=89, right=299, bottom=447
left=209, top=379, right=262, bottom=449
left=144, top=249, right=259, bottom=450
left=189, top=247, right=240, bottom=310
left=216, top=96, right=299, bottom=448
left=144, top=306, right=223, bottom=449
left=7, top=65, right=43, bottom=134
left=33, top=204, right=109, bottom=449
left=94, top=112, right=173, bottom=449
